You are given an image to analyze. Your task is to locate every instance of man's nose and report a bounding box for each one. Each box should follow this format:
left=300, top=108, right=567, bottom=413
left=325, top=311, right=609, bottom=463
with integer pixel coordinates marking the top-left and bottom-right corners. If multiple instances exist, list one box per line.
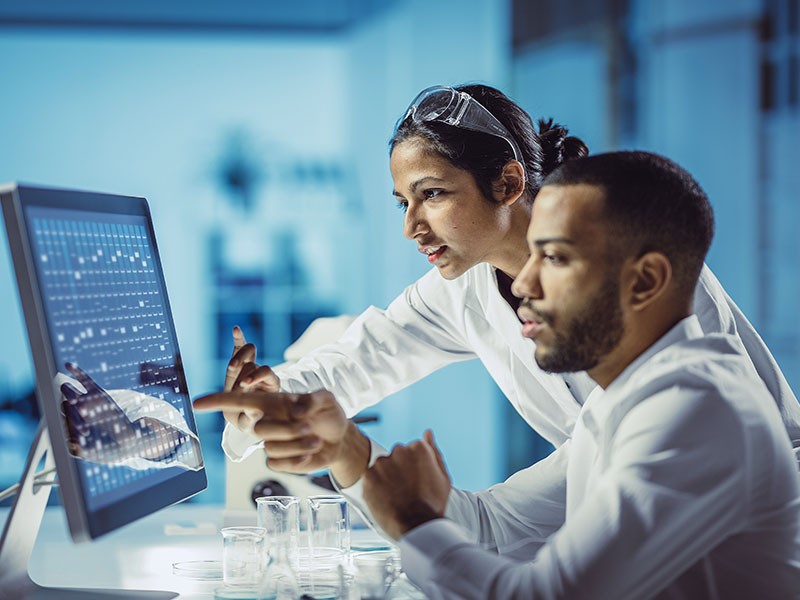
left=511, top=256, right=543, bottom=300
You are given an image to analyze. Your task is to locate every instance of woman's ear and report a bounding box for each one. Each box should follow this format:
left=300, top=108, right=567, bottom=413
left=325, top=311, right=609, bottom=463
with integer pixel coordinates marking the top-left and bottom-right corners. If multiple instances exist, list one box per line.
left=493, top=160, right=526, bottom=205
left=625, top=251, right=672, bottom=312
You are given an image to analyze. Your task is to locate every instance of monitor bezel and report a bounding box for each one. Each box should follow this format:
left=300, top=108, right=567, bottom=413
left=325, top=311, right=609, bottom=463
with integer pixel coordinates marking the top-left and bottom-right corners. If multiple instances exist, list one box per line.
left=1, top=182, right=207, bottom=542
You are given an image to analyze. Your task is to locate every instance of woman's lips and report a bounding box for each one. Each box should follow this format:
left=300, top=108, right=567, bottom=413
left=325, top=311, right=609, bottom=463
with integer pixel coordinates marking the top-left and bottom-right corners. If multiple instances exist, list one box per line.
left=427, top=247, right=446, bottom=263
left=420, top=245, right=447, bottom=264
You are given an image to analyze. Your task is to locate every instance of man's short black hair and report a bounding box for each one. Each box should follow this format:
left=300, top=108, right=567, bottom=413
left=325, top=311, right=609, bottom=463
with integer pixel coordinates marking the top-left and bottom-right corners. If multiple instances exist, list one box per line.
left=543, top=151, right=715, bottom=297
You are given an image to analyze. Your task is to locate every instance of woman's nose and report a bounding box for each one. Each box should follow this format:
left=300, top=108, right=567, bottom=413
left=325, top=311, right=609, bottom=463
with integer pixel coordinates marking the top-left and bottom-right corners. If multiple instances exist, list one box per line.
left=403, top=204, right=427, bottom=240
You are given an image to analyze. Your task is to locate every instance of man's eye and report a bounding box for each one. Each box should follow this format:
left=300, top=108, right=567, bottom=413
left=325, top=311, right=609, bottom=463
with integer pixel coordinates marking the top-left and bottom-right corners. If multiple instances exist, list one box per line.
left=544, top=253, right=566, bottom=265
left=396, top=200, right=409, bottom=213
left=423, top=188, right=442, bottom=200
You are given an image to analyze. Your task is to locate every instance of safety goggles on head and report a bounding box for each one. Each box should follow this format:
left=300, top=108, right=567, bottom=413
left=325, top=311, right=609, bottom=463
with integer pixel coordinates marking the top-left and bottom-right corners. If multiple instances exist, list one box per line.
left=398, top=85, right=525, bottom=166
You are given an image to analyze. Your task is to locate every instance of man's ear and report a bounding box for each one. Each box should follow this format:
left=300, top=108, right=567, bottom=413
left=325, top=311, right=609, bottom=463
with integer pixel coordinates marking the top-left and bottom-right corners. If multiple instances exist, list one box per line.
left=624, top=251, right=672, bottom=312
left=492, top=160, right=526, bottom=206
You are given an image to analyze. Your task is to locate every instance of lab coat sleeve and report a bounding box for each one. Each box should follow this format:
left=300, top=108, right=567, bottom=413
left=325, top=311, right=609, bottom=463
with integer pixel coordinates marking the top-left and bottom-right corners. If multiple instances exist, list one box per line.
left=224, top=268, right=478, bottom=461
left=399, top=389, right=749, bottom=600
left=694, top=264, right=800, bottom=464
left=276, top=268, right=477, bottom=415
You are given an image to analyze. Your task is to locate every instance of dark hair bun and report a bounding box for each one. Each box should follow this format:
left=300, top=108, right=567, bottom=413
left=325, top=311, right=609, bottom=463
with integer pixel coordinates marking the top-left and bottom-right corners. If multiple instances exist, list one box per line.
left=537, top=118, right=589, bottom=178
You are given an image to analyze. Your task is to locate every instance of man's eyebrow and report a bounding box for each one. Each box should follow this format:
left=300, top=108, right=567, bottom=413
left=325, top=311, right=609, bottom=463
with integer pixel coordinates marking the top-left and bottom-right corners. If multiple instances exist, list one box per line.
left=392, top=176, right=447, bottom=197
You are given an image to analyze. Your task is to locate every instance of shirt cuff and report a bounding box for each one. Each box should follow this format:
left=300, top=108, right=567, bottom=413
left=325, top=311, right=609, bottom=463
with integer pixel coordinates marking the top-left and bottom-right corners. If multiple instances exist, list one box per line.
left=400, top=519, right=473, bottom=586
left=331, top=437, right=390, bottom=537
left=221, top=423, right=264, bottom=461
left=332, top=437, right=388, bottom=495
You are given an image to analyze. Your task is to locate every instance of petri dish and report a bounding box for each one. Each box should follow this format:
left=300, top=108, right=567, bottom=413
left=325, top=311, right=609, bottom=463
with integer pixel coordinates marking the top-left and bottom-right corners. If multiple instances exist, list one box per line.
left=213, top=586, right=261, bottom=600
left=350, top=538, right=394, bottom=552
left=172, top=559, right=224, bottom=581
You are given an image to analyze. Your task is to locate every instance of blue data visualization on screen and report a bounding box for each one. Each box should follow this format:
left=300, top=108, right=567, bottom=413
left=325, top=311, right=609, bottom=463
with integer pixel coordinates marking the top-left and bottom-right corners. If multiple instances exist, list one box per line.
left=24, top=206, right=201, bottom=511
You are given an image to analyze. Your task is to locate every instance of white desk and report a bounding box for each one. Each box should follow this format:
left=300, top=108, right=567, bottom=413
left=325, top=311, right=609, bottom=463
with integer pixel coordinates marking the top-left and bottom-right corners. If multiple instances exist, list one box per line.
left=6, top=503, right=425, bottom=599
left=25, top=503, right=225, bottom=598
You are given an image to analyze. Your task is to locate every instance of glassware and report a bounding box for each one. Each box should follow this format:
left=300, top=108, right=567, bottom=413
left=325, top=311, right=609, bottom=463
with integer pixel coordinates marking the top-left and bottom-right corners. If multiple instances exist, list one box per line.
left=257, top=543, right=301, bottom=600
left=354, top=550, right=401, bottom=599
left=256, top=495, right=300, bottom=565
left=307, top=494, right=350, bottom=562
left=221, top=526, right=266, bottom=587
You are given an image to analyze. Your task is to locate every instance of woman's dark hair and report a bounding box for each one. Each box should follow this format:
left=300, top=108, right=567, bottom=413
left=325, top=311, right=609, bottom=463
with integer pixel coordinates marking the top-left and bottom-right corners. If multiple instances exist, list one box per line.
left=390, top=84, right=589, bottom=203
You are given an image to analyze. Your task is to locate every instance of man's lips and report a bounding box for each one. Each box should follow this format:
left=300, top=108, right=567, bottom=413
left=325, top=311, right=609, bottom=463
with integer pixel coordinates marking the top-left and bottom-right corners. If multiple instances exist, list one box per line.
left=521, top=320, right=544, bottom=338
left=518, top=304, right=547, bottom=338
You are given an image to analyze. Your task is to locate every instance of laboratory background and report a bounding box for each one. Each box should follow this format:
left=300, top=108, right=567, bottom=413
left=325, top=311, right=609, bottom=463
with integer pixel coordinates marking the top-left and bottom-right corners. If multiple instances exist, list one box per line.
left=1, top=0, right=798, bottom=505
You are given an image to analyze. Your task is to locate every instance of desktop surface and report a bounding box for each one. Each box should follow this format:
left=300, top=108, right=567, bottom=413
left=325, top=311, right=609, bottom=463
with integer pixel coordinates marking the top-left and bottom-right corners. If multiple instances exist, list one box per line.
left=6, top=503, right=426, bottom=599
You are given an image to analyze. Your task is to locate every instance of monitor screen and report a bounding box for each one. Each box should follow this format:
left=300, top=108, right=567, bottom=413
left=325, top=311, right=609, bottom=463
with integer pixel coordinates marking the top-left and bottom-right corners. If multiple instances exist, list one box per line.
left=1, top=183, right=207, bottom=541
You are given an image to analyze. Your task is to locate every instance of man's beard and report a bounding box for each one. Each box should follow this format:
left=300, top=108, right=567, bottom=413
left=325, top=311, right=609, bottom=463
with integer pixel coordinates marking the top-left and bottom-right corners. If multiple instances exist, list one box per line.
left=532, top=277, right=625, bottom=374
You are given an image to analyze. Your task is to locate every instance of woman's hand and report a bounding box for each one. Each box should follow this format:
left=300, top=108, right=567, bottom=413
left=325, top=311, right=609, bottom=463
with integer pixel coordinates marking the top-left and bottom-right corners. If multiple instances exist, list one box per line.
left=223, top=326, right=281, bottom=433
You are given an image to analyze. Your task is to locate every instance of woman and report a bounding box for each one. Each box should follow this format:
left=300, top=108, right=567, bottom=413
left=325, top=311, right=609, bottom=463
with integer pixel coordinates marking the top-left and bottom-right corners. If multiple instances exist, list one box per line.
left=221, top=83, right=800, bottom=467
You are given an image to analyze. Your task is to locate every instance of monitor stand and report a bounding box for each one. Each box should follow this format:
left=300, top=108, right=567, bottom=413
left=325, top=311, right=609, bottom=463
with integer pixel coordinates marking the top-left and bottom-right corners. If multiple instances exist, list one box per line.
left=0, top=420, right=177, bottom=599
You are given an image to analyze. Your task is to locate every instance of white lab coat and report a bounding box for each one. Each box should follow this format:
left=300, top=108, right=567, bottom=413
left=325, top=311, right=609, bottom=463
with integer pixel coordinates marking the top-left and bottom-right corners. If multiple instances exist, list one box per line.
left=223, top=263, right=800, bottom=463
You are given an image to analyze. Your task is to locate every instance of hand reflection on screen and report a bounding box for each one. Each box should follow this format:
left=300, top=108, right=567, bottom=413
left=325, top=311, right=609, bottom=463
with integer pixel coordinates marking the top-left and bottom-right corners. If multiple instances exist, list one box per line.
left=58, top=363, right=203, bottom=471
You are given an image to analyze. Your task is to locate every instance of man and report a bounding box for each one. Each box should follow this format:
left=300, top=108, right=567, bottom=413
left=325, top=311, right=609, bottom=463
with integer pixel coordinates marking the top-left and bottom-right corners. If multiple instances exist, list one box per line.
left=196, top=152, right=800, bottom=598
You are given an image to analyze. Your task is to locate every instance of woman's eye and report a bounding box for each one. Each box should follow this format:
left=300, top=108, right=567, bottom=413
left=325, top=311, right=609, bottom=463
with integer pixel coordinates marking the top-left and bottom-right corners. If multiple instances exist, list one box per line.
left=396, top=199, right=409, bottom=213
left=423, top=188, right=442, bottom=200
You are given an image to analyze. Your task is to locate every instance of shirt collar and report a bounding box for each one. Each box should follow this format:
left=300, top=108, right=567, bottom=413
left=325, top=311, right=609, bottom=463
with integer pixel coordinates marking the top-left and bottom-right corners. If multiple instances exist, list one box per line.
left=607, top=315, right=703, bottom=395
left=579, top=315, right=704, bottom=427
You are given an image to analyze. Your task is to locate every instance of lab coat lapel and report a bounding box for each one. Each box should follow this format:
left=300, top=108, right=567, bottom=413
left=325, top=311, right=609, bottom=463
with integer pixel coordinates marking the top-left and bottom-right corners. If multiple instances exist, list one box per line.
left=483, top=267, right=583, bottom=442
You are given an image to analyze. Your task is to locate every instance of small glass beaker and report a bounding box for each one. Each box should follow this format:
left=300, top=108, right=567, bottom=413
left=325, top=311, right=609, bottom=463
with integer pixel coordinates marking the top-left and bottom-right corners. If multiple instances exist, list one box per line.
left=256, top=495, right=300, bottom=562
left=354, top=550, right=401, bottom=599
left=307, top=494, right=350, bottom=562
left=221, top=526, right=266, bottom=587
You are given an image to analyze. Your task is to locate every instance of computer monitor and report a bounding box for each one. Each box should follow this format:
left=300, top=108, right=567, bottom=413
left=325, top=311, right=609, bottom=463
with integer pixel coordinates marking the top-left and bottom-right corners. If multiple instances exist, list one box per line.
left=0, top=183, right=207, bottom=598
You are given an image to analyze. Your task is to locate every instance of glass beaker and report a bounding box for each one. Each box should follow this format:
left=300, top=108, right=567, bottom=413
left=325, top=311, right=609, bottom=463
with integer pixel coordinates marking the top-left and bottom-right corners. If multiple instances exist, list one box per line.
left=307, top=494, right=350, bottom=562
left=354, top=550, right=401, bottom=599
left=221, top=526, right=266, bottom=587
left=256, top=495, right=300, bottom=563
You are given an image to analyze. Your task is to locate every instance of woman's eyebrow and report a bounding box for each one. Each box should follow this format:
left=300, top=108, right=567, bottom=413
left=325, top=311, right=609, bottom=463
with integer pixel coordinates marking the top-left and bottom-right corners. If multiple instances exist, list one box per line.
left=533, top=237, right=576, bottom=247
left=399, top=176, right=448, bottom=196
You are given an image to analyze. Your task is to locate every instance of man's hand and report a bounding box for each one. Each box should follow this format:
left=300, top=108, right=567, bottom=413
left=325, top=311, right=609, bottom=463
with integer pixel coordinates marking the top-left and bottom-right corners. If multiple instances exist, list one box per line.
left=362, top=430, right=451, bottom=540
left=194, top=389, right=370, bottom=485
left=223, top=326, right=281, bottom=433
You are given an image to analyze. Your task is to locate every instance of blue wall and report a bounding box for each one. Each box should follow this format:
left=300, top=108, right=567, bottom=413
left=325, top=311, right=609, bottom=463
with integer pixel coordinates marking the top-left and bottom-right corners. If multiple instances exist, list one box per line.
left=1, top=0, right=798, bottom=504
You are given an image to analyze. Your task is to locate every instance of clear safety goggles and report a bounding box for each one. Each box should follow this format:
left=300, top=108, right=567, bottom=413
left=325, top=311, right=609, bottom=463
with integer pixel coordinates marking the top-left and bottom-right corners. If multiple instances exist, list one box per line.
left=397, top=85, right=524, bottom=166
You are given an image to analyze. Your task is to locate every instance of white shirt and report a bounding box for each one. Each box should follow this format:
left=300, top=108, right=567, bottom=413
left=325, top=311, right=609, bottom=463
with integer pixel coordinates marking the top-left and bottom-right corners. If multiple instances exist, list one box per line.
left=398, top=317, right=800, bottom=599
left=223, top=263, right=800, bottom=465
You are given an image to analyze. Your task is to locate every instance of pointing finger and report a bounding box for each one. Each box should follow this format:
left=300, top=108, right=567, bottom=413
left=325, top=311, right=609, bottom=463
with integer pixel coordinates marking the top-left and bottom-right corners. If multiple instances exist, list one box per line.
left=231, top=326, right=247, bottom=356
left=194, top=391, right=299, bottom=420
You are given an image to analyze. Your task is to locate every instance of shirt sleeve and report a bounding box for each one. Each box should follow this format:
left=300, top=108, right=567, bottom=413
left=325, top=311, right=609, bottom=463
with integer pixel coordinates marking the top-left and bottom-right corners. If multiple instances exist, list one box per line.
left=444, top=440, right=569, bottom=559
left=399, top=388, right=748, bottom=600
left=694, top=264, right=800, bottom=464
left=335, top=439, right=568, bottom=559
